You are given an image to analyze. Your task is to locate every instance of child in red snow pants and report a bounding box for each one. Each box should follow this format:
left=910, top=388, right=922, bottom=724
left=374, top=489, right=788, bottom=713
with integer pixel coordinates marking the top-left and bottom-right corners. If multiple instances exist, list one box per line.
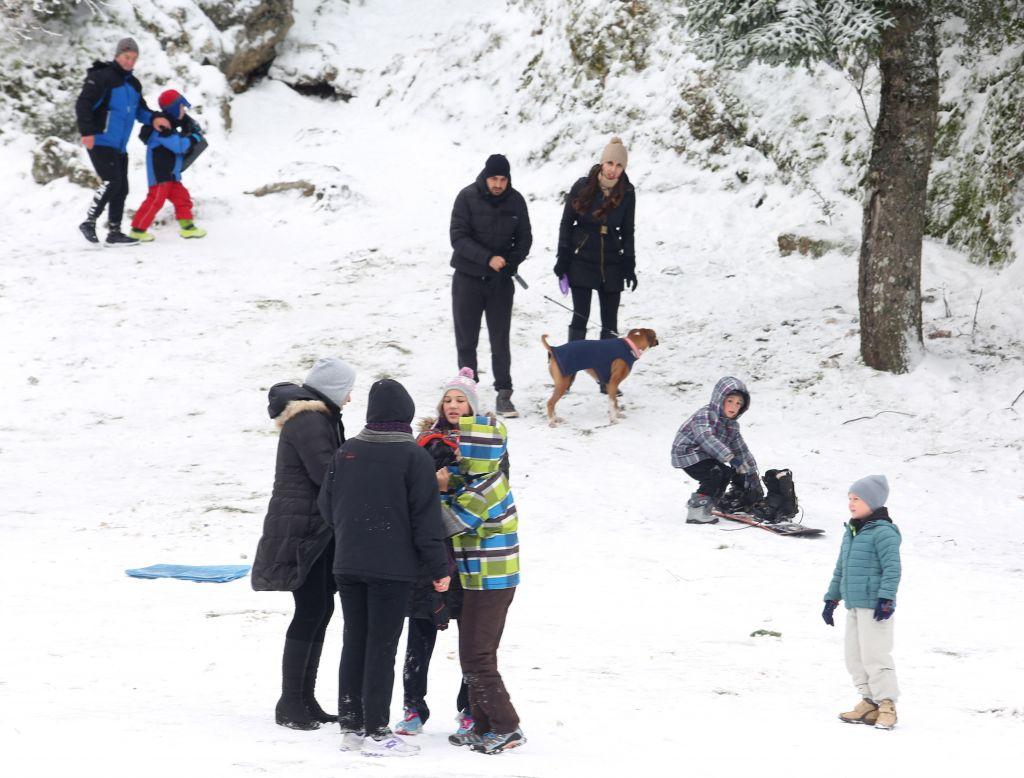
left=131, top=181, right=193, bottom=232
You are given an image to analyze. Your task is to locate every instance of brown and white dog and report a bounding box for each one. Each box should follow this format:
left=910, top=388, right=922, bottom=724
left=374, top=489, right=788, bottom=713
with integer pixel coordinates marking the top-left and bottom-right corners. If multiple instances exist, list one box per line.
left=542, top=328, right=659, bottom=426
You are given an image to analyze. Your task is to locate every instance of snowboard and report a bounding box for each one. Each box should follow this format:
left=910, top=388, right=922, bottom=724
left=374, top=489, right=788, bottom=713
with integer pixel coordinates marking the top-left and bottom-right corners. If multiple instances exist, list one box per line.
left=711, top=509, right=825, bottom=537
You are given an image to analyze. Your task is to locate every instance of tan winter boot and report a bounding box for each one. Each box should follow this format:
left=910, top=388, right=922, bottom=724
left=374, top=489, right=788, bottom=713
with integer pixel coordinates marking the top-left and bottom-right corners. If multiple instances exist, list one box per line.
left=874, top=699, right=897, bottom=730
left=839, top=698, right=879, bottom=725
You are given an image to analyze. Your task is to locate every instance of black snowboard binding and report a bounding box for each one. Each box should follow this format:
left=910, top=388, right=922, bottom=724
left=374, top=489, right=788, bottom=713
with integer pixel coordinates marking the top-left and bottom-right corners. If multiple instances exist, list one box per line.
left=716, top=481, right=763, bottom=514
left=751, top=469, right=799, bottom=523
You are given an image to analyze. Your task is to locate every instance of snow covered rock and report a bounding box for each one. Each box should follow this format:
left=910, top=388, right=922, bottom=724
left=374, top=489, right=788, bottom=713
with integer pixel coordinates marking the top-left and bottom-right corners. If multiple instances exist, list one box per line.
left=199, top=0, right=294, bottom=93
left=31, top=136, right=99, bottom=188
left=777, top=224, right=856, bottom=258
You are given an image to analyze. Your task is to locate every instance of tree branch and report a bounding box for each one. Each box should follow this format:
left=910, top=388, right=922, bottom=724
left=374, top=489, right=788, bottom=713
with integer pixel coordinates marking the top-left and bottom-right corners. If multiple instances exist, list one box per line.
left=842, top=410, right=915, bottom=425
left=904, top=450, right=961, bottom=463
left=971, top=289, right=983, bottom=342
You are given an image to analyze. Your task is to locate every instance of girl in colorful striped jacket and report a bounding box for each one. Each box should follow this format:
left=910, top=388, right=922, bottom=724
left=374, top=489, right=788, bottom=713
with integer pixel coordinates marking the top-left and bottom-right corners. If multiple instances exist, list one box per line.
left=401, top=368, right=525, bottom=755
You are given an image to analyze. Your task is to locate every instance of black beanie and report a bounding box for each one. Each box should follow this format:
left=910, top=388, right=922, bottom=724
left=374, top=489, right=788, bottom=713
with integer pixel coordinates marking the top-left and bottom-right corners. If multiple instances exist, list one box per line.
left=366, top=379, right=415, bottom=424
left=483, top=153, right=510, bottom=178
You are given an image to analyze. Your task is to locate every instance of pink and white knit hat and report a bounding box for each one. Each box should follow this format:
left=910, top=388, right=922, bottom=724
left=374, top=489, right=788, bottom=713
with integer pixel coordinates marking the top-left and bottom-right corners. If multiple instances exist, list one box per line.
left=440, top=367, right=479, bottom=414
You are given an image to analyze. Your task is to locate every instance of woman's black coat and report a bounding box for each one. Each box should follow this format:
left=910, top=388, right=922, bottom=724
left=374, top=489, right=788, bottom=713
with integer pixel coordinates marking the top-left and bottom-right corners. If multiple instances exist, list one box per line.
left=556, top=175, right=636, bottom=292
left=251, top=383, right=344, bottom=591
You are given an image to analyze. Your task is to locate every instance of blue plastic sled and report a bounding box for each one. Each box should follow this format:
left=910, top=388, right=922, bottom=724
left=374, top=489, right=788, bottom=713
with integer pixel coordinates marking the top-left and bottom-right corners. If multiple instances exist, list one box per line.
left=125, top=564, right=251, bottom=583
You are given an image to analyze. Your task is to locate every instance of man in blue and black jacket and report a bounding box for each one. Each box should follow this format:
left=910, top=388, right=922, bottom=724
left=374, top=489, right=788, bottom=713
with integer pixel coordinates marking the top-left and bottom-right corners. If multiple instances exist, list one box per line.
left=75, top=37, right=169, bottom=246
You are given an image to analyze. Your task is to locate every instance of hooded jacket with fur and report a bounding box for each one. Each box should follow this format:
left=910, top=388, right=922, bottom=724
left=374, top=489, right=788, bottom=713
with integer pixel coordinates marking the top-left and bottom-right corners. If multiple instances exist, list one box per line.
left=251, top=382, right=345, bottom=591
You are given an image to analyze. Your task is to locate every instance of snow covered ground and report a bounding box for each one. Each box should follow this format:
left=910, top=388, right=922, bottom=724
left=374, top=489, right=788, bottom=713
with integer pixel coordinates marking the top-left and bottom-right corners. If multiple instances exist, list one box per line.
left=1, top=1, right=1023, bottom=776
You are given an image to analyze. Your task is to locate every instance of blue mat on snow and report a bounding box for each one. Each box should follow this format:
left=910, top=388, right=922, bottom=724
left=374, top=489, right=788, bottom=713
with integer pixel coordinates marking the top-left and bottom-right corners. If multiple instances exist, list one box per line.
left=125, top=564, right=251, bottom=583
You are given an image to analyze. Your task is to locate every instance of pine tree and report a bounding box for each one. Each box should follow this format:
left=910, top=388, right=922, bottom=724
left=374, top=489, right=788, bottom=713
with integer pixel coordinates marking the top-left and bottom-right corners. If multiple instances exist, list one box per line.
left=682, top=1, right=1018, bottom=373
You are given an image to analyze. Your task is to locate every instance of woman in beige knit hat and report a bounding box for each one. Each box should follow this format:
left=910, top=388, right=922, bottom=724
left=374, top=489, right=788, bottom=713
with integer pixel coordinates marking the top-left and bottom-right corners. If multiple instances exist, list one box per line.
left=554, top=136, right=637, bottom=391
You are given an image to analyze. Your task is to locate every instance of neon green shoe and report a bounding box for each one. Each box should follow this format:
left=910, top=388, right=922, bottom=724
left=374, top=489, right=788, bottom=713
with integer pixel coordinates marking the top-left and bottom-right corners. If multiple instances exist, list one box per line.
left=129, top=229, right=155, bottom=242
left=178, top=220, right=207, bottom=239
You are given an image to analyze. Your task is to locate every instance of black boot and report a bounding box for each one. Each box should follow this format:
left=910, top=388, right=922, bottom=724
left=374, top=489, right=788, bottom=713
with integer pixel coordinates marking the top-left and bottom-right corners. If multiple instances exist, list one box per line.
left=752, top=469, right=799, bottom=523
left=276, top=638, right=320, bottom=729
left=79, top=221, right=98, bottom=244
left=105, top=224, right=139, bottom=247
left=302, top=641, right=337, bottom=724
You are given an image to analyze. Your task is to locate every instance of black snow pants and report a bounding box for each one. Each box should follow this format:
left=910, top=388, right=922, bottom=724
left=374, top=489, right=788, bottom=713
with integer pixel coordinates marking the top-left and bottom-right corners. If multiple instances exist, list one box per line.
left=683, top=459, right=744, bottom=500
left=452, top=271, right=514, bottom=391
left=335, top=574, right=413, bottom=737
left=85, top=146, right=130, bottom=228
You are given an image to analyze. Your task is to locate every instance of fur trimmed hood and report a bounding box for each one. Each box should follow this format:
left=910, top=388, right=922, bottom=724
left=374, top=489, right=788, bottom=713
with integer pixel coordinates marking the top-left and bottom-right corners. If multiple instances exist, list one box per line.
left=276, top=399, right=330, bottom=429
left=267, top=381, right=335, bottom=428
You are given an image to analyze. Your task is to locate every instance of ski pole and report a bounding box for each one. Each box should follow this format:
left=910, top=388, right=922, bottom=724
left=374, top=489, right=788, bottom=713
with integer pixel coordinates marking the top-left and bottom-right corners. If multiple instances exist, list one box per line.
left=512, top=273, right=529, bottom=290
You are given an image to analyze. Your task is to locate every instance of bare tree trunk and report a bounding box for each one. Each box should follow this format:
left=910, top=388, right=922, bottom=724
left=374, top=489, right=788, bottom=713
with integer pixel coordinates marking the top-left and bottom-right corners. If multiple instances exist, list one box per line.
left=858, top=3, right=939, bottom=373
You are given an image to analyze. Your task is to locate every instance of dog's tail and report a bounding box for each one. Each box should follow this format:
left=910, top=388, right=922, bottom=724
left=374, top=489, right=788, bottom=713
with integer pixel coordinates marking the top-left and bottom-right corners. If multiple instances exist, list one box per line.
left=541, top=334, right=554, bottom=354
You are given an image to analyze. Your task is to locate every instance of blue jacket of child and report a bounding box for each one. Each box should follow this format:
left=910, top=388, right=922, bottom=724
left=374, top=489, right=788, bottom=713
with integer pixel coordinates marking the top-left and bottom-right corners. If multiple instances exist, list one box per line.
left=141, top=124, right=198, bottom=187
left=824, top=508, right=902, bottom=609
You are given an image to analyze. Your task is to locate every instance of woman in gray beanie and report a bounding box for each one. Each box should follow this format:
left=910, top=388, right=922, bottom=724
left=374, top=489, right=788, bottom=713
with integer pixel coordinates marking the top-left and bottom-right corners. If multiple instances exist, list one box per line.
left=252, top=357, right=357, bottom=729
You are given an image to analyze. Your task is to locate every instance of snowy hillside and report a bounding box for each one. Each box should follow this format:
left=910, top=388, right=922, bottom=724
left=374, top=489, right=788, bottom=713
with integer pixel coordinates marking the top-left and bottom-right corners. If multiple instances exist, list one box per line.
left=1, top=1, right=1023, bottom=776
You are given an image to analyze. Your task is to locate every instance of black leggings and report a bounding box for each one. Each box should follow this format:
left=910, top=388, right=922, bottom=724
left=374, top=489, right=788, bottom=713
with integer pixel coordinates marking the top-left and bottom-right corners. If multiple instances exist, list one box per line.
left=86, top=146, right=130, bottom=228
left=402, top=616, right=469, bottom=722
left=570, top=286, right=621, bottom=339
left=286, top=543, right=336, bottom=644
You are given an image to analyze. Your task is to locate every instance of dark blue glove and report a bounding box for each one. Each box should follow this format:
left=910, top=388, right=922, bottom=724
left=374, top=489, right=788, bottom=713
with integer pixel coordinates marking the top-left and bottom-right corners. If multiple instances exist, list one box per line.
left=873, top=598, right=894, bottom=621
left=625, top=271, right=638, bottom=291
left=822, top=600, right=838, bottom=626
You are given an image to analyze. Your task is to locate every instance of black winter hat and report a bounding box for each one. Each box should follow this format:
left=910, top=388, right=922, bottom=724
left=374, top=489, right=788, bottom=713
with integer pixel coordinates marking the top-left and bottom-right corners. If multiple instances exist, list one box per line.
left=366, top=379, right=415, bottom=424
left=482, top=153, right=510, bottom=178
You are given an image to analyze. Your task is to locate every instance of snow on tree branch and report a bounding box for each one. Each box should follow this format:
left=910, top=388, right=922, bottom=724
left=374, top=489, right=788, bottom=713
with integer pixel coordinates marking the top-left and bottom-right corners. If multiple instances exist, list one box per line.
left=682, top=0, right=895, bottom=68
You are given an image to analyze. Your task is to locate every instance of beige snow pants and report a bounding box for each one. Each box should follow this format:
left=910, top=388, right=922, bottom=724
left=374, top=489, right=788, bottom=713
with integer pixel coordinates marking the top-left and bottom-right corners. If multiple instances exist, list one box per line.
left=844, top=607, right=899, bottom=702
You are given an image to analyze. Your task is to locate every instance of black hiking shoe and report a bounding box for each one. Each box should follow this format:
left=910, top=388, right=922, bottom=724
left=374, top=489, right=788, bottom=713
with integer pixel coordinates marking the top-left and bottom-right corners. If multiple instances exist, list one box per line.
left=471, top=728, right=527, bottom=755
left=496, top=390, right=518, bottom=418
left=79, top=221, right=99, bottom=244
left=105, top=229, right=139, bottom=247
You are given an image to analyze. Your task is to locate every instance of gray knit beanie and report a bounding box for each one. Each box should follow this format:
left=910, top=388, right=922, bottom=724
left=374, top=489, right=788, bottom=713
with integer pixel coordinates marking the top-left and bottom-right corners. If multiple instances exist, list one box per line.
left=303, top=357, right=356, bottom=409
left=849, top=474, right=889, bottom=511
left=115, top=37, right=139, bottom=57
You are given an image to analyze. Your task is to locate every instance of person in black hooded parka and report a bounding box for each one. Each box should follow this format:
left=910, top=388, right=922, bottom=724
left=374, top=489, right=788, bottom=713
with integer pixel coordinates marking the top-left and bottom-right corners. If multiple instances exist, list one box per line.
left=317, top=378, right=450, bottom=756
left=252, top=357, right=356, bottom=730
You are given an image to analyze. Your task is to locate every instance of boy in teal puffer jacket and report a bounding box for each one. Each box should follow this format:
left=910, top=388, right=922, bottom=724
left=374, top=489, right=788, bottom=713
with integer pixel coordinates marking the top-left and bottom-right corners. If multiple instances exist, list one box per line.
left=822, top=474, right=901, bottom=730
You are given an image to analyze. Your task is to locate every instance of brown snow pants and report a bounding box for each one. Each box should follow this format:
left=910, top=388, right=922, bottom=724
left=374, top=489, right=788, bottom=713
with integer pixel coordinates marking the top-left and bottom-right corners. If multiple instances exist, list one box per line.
left=459, top=587, right=519, bottom=735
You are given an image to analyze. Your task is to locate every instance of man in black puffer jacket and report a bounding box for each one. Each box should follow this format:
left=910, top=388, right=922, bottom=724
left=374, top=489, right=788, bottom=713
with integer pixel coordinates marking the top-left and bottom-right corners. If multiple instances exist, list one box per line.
left=252, top=357, right=356, bottom=731
left=449, top=153, right=533, bottom=418
left=318, top=378, right=450, bottom=756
